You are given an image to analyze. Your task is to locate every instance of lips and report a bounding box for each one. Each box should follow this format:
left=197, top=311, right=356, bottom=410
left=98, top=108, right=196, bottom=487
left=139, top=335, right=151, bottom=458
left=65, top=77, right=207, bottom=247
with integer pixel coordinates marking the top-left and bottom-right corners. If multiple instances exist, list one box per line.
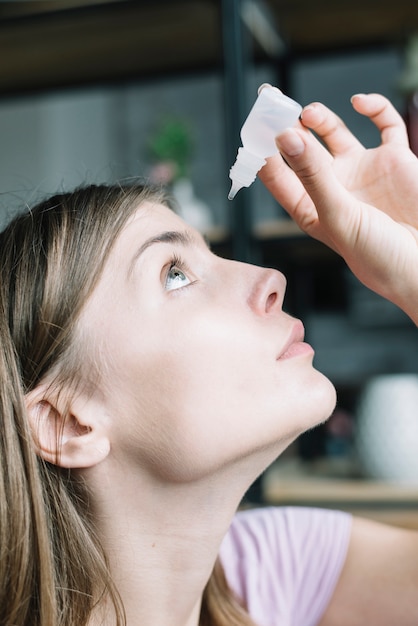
left=277, top=320, right=308, bottom=360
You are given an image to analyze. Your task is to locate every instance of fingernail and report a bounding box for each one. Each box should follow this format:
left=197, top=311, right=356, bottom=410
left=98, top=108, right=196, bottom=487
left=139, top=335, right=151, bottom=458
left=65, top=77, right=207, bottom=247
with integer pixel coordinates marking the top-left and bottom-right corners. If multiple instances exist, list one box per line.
left=350, top=93, right=366, bottom=103
left=301, top=104, right=315, bottom=115
left=275, top=129, right=305, bottom=156
left=300, top=104, right=316, bottom=122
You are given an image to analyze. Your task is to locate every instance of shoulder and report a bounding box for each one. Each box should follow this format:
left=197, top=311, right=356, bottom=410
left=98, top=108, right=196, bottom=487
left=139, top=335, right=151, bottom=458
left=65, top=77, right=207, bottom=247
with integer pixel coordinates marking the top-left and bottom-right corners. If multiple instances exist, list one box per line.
left=221, top=506, right=351, bottom=565
left=220, top=507, right=352, bottom=626
left=320, top=516, right=418, bottom=626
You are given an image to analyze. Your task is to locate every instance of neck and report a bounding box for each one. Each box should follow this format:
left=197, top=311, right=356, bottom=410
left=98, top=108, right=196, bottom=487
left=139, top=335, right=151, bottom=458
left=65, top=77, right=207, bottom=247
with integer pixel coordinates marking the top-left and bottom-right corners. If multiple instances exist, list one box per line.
left=86, top=457, right=261, bottom=626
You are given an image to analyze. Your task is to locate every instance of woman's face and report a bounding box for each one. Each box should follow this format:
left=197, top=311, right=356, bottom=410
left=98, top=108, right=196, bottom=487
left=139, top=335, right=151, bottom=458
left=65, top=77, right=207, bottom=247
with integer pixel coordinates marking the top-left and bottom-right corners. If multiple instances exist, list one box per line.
left=79, top=202, right=336, bottom=482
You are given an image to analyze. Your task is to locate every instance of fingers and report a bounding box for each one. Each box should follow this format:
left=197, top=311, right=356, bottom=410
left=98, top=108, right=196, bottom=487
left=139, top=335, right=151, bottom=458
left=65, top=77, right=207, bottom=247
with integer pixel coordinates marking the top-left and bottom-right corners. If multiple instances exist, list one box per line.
left=299, top=94, right=409, bottom=154
left=259, top=127, right=349, bottom=252
left=258, top=146, right=337, bottom=245
left=300, top=102, right=363, bottom=155
left=258, top=151, right=314, bottom=223
left=273, top=126, right=358, bottom=245
left=274, top=128, right=334, bottom=200
left=350, top=93, right=409, bottom=145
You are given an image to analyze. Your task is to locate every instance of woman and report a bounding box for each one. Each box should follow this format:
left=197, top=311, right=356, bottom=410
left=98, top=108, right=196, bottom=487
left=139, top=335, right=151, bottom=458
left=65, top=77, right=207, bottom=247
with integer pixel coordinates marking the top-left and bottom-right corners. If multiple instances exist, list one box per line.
left=0, top=92, right=417, bottom=626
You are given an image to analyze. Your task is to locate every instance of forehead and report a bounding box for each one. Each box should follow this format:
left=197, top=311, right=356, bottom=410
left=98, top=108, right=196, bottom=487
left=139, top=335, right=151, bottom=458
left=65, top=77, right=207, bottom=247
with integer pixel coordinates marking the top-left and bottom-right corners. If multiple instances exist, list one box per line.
left=126, top=201, right=186, bottom=235
left=108, top=201, right=197, bottom=271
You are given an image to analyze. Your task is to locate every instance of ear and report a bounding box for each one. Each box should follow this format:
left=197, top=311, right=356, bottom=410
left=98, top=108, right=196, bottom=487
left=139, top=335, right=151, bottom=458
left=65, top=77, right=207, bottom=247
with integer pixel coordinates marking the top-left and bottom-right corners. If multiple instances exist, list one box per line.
left=25, top=385, right=111, bottom=469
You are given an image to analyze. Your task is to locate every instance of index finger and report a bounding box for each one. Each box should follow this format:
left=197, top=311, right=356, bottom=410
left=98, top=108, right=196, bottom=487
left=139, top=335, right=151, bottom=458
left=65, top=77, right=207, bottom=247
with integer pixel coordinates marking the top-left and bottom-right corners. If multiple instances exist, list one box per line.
left=351, top=93, right=409, bottom=146
left=258, top=151, right=311, bottom=216
left=300, top=102, right=364, bottom=156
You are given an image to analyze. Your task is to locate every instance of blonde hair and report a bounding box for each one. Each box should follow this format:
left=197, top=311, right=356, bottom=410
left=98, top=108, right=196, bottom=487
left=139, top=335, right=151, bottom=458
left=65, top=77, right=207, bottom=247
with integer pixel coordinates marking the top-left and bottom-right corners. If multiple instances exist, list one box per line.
left=0, top=183, right=257, bottom=625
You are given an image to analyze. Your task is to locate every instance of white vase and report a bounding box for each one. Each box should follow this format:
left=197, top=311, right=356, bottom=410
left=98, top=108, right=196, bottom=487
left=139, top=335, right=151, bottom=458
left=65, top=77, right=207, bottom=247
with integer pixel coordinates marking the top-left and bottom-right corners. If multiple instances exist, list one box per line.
left=356, top=374, right=418, bottom=483
left=172, top=178, right=213, bottom=234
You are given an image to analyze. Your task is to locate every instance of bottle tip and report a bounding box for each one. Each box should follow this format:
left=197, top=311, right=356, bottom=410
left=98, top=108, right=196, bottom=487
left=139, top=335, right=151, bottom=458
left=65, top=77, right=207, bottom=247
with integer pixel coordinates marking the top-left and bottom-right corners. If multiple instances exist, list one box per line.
left=228, top=180, right=242, bottom=200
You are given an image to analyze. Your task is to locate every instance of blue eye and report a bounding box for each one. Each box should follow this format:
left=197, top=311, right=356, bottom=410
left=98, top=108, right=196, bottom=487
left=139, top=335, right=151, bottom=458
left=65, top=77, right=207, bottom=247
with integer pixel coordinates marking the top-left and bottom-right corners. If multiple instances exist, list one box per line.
left=165, top=263, right=191, bottom=291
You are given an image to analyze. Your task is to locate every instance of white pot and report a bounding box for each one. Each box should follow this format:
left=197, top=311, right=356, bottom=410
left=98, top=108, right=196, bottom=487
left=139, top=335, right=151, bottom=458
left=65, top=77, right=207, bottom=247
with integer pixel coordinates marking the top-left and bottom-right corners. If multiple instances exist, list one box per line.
left=356, top=374, right=418, bottom=482
left=172, top=178, right=213, bottom=234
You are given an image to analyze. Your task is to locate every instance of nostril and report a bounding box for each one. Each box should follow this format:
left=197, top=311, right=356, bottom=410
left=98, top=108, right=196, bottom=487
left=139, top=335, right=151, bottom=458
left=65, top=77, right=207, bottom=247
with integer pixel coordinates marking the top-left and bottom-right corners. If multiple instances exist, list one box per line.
left=266, top=292, right=277, bottom=313
left=247, top=266, right=285, bottom=315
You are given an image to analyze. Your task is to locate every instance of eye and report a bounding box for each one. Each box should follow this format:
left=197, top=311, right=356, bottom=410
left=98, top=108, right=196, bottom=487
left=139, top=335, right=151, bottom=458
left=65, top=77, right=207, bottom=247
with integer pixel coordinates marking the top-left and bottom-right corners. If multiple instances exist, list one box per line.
left=165, top=260, right=192, bottom=291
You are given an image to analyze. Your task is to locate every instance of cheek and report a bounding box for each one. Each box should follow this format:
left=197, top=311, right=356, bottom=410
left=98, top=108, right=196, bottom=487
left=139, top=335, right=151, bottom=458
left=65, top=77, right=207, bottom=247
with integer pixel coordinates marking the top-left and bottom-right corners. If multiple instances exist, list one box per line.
left=97, top=315, right=269, bottom=479
left=120, top=349, right=332, bottom=483
left=92, top=309, right=336, bottom=482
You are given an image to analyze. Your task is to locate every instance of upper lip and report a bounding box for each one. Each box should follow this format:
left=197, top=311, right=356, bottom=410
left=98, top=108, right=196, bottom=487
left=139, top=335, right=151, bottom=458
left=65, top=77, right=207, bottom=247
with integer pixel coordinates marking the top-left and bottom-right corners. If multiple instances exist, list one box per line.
left=277, top=319, right=305, bottom=359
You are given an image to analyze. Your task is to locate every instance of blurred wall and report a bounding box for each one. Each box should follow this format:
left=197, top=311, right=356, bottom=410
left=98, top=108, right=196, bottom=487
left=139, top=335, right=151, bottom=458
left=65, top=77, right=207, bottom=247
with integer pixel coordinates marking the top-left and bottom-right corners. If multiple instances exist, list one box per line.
left=0, top=46, right=405, bottom=229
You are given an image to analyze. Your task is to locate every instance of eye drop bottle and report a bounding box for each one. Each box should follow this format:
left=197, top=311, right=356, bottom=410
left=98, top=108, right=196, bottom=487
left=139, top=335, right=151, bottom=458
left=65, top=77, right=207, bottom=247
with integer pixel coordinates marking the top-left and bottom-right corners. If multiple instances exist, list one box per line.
left=228, top=85, right=302, bottom=200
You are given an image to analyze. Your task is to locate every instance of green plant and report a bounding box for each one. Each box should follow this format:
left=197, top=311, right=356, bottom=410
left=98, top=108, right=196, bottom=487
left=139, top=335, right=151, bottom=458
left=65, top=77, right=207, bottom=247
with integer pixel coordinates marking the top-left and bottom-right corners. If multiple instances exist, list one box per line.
left=148, top=116, right=195, bottom=180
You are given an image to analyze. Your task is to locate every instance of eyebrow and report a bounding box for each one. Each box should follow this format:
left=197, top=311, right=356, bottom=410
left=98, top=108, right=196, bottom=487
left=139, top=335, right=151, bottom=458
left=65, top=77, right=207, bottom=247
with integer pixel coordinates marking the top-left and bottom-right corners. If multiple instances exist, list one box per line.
left=128, top=229, right=207, bottom=277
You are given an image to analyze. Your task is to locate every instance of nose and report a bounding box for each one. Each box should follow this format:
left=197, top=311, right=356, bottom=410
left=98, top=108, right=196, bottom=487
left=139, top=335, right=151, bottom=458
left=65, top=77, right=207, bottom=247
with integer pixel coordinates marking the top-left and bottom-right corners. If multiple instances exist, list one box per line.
left=247, top=266, right=287, bottom=316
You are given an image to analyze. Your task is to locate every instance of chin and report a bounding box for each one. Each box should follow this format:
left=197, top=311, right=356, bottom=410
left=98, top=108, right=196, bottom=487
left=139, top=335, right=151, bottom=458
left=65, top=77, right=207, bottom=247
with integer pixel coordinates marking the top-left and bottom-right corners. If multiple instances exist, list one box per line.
left=309, top=368, right=337, bottom=425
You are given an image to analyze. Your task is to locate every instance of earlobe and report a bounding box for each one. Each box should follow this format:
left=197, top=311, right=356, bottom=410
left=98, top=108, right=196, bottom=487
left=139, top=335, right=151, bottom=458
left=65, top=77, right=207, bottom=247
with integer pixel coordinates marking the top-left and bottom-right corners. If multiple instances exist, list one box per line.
left=25, top=385, right=111, bottom=469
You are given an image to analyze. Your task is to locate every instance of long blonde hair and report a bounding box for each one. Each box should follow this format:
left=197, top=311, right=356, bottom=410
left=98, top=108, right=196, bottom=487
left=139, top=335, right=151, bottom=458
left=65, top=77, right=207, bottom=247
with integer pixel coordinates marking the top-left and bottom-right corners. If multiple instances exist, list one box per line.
left=0, top=183, right=257, bottom=626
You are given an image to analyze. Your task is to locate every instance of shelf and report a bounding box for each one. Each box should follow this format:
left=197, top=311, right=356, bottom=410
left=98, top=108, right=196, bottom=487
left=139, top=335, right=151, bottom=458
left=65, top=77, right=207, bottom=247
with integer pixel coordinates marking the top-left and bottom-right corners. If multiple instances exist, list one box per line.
left=2, top=0, right=418, bottom=96
left=207, top=219, right=305, bottom=244
left=273, top=0, right=418, bottom=55
left=264, top=474, right=418, bottom=506
left=263, top=459, right=418, bottom=529
left=253, top=219, right=304, bottom=240
left=0, top=0, right=223, bottom=95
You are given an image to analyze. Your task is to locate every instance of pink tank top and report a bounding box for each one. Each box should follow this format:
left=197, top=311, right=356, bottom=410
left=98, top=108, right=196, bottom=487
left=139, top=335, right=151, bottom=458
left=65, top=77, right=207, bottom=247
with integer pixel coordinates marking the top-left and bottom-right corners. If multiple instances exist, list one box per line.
left=220, top=506, right=352, bottom=626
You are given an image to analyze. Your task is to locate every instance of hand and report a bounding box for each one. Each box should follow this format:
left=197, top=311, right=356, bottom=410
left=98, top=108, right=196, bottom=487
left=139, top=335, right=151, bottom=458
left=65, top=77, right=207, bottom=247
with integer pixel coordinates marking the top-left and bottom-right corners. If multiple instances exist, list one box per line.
left=259, top=93, right=418, bottom=324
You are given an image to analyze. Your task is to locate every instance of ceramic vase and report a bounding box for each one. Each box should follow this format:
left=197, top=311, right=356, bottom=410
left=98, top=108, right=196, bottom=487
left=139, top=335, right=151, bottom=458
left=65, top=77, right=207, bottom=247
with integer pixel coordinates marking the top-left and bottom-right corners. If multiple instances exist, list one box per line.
left=356, top=374, right=418, bottom=482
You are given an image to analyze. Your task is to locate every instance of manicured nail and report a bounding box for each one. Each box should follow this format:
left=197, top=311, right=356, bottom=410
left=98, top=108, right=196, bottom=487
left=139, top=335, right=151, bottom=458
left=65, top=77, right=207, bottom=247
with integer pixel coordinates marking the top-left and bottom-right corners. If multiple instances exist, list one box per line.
left=350, top=93, right=366, bottom=103
left=275, top=129, right=305, bottom=156
left=301, top=104, right=316, bottom=115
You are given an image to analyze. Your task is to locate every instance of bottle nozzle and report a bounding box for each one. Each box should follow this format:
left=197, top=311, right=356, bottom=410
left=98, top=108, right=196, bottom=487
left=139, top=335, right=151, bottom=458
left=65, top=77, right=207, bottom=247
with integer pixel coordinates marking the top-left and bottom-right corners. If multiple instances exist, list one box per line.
left=228, top=180, right=243, bottom=200
left=228, top=148, right=266, bottom=200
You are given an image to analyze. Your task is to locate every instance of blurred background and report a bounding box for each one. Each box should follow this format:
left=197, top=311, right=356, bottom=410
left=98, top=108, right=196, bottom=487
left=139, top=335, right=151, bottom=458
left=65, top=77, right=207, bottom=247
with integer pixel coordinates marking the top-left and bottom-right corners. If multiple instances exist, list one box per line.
left=2, top=0, right=418, bottom=522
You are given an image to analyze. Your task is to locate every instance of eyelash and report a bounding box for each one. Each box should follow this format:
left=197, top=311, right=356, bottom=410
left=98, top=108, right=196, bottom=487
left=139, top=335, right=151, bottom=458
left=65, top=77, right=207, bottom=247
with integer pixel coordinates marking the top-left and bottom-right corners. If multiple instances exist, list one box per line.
left=165, top=253, right=192, bottom=288
left=169, top=253, right=187, bottom=271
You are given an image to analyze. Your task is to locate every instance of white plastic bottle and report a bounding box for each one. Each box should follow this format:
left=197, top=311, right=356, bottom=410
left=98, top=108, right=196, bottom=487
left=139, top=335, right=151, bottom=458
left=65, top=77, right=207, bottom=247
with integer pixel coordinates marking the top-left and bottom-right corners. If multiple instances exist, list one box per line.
left=228, top=85, right=302, bottom=200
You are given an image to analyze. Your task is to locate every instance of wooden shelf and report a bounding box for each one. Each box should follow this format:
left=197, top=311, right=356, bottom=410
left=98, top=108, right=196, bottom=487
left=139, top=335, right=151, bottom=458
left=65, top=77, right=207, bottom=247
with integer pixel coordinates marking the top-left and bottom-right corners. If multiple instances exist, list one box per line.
left=264, top=474, right=418, bottom=506
left=207, top=219, right=305, bottom=243
left=263, top=460, right=418, bottom=529
left=273, top=0, right=418, bottom=54
left=0, top=1, right=223, bottom=95
left=253, top=218, right=305, bottom=240
left=1, top=0, right=418, bottom=96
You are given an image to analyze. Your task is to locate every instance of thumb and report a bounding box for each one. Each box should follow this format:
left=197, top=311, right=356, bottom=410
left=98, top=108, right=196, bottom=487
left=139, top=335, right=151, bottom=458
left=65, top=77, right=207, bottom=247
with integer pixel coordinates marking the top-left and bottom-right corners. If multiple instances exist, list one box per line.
left=275, top=127, right=340, bottom=201
left=275, top=127, right=360, bottom=245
